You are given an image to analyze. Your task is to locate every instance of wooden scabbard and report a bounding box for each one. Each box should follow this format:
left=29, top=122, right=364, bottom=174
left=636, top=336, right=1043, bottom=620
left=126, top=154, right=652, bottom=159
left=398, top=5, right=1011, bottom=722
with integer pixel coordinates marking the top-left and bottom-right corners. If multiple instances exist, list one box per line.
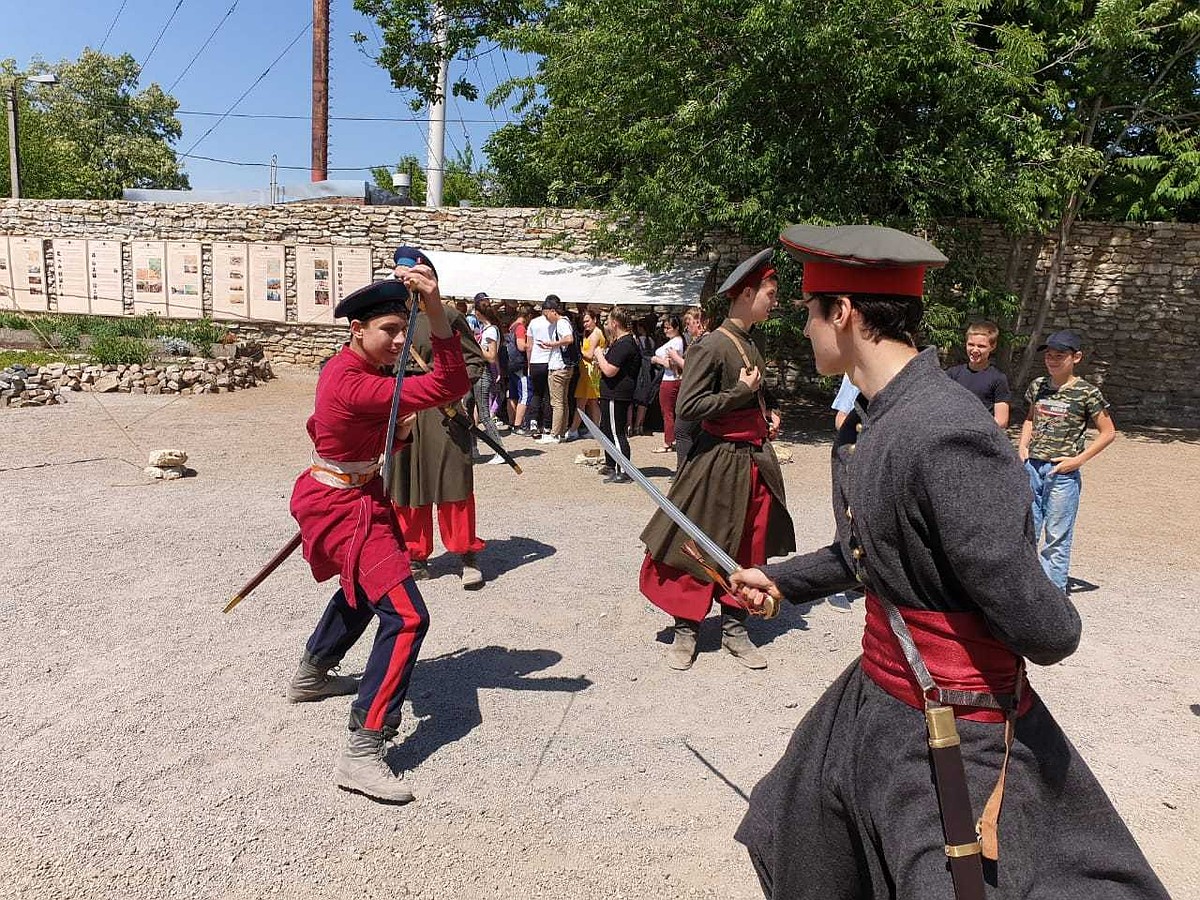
left=223, top=532, right=303, bottom=614
left=925, top=706, right=987, bottom=900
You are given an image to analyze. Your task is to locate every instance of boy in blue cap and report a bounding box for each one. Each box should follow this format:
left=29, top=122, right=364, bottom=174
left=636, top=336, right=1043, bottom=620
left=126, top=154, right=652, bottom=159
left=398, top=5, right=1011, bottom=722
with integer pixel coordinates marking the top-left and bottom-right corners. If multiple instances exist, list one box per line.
left=1018, top=330, right=1116, bottom=590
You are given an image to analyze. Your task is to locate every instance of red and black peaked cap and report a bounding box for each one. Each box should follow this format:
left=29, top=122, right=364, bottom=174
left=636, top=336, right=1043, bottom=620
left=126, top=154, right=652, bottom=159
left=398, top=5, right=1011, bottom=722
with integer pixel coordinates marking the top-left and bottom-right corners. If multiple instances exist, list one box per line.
left=781, top=224, right=948, bottom=298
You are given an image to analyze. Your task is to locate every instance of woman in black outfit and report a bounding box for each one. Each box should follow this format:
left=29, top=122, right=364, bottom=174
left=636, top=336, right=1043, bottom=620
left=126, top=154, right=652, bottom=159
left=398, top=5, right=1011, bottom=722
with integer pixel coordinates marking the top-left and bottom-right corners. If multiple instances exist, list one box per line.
left=593, top=306, right=642, bottom=484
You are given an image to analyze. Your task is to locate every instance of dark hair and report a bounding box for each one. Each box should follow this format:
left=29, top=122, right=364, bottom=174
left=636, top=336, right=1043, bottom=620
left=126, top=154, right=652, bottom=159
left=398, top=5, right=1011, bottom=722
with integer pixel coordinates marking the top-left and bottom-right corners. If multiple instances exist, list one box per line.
left=516, top=303, right=534, bottom=321
left=476, top=300, right=502, bottom=328
left=811, top=292, right=923, bottom=346
left=662, top=313, right=682, bottom=333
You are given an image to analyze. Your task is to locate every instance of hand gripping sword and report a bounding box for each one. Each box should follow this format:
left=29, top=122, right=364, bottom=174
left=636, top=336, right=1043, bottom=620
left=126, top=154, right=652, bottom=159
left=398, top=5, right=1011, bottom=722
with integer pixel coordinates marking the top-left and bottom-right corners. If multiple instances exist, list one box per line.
left=577, top=410, right=777, bottom=618
left=223, top=292, right=423, bottom=615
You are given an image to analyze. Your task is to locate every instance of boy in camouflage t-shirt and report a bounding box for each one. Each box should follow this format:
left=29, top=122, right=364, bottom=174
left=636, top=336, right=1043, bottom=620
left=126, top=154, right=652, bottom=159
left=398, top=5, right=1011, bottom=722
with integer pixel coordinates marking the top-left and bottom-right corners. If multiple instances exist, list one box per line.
left=1018, top=330, right=1117, bottom=590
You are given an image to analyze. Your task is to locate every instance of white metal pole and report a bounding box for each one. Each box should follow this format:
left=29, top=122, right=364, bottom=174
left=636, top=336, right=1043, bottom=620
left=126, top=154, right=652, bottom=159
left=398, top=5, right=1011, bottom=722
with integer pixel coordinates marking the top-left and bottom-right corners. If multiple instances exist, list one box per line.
left=424, top=6, right=448, bottom=207
left=6, top=84, right=21, bottom=200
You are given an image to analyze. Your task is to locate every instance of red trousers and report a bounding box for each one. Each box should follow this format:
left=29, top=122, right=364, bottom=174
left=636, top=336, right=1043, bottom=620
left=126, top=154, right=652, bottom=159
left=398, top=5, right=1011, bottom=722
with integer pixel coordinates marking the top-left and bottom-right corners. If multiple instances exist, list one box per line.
left=659, top=379, right=681, bottom=446
left=640, top=463, right=773, bottom=621
left=395, top=495, right=486, bottom=560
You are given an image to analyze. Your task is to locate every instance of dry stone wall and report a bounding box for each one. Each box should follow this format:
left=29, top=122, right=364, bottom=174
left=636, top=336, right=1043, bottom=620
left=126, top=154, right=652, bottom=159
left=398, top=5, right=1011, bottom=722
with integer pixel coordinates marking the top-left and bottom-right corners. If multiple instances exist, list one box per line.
left=2, top=200, right=1197, bottom=425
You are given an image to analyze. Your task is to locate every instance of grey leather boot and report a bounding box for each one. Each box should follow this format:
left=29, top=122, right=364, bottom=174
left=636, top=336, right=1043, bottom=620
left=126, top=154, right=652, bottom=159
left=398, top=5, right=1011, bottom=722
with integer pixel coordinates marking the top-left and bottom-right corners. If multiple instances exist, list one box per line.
left=665, top=618, right=700, bottom=670
left=286, top=653, right=358, bottom=703
left=334, top=726, right=414, bottom=803
left=721, top=612, right=767, bottom=669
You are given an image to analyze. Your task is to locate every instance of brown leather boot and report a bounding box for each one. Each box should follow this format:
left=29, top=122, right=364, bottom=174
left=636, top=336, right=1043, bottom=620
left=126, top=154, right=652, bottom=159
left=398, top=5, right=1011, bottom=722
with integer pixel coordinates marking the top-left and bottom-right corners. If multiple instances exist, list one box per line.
left=665, top=618, right=700, bottom=670
left=721, top=613, right=767, bottom=669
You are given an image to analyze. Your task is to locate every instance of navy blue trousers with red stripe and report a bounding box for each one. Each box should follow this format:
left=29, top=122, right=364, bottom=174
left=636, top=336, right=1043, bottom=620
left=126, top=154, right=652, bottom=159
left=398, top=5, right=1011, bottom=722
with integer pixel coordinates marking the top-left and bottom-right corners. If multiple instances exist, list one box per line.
left=304, top=578, right=429, bottom=732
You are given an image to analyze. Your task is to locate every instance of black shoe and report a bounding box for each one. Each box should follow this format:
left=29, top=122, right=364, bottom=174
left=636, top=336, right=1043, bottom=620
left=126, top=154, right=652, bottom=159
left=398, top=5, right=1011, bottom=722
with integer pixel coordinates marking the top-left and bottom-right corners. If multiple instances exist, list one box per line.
left=598, top=465, right=613, bottom=476
left=605, top=472, right=631, bottom=484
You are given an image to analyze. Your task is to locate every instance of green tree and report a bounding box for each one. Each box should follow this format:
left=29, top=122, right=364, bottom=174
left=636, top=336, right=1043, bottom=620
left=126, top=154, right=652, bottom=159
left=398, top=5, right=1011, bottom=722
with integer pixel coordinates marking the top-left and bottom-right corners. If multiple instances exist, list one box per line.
left=1, top=49, right=189, bottom=199
left=370, top=145, right=506, bottom=206
left=352, top=0, right=540, bottom=107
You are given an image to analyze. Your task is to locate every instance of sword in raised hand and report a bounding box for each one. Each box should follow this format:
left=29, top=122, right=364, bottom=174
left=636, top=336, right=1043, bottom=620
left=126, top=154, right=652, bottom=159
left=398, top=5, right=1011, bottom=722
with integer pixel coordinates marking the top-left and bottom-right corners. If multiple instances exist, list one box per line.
left=577, top=410, right=777, bottom=618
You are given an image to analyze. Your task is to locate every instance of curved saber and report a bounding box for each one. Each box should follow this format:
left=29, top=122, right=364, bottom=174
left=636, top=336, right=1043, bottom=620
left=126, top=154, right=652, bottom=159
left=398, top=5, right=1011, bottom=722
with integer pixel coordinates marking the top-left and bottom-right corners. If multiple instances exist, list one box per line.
left=577, top=410, right=776, bottom=618
left=381, top=293, right=423, bottom=489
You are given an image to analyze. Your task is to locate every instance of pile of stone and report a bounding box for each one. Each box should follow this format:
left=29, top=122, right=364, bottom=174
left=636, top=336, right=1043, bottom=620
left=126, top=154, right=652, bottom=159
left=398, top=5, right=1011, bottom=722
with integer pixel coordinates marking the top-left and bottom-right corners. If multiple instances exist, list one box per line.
left=0, top=363, right=70, bottom=408
left=0, top=357, right=273, bottom=408
left=144, top=449, right=190, bottom=481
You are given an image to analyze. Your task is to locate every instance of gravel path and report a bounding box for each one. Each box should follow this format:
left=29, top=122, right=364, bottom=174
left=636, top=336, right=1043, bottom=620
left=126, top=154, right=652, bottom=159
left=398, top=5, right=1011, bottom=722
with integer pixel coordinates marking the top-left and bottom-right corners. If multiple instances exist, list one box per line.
left=0, top=372, right=1196, bottom=899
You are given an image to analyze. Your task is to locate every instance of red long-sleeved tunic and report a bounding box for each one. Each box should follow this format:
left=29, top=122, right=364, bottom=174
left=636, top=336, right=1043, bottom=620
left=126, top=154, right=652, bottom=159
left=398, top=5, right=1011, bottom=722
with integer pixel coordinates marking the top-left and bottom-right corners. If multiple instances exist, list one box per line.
left=289, top=335, right=469, bottom=605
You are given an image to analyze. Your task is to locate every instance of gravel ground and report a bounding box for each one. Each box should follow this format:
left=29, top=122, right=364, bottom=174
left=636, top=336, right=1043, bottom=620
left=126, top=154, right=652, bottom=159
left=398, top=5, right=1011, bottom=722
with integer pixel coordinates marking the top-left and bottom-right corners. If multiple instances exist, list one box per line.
left=0, top=371, right=1196, bottom=900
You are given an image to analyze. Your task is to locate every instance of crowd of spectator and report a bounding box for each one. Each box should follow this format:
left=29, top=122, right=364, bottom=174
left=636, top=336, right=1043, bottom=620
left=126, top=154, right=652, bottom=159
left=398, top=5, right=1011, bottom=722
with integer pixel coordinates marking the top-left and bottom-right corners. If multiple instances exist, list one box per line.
left=457, top=294, right=710, bottom=481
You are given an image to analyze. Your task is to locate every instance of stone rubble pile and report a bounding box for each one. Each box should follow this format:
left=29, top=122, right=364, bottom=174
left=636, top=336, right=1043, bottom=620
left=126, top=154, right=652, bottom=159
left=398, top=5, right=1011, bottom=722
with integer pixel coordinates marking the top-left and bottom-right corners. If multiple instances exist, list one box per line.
left=0, top=357, right=273, bottom=409
left=144, top=449, right=189, bottom=481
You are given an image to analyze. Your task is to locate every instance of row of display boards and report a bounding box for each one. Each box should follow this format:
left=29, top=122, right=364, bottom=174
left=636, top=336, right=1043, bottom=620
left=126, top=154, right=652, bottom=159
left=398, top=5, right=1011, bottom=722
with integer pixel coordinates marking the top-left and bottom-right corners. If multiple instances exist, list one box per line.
left=0, top=236, right=375, bottom=325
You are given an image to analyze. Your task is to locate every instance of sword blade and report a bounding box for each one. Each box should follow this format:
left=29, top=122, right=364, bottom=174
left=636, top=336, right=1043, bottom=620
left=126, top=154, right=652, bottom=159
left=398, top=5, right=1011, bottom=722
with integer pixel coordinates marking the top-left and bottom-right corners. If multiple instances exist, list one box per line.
left=578, top=411, right=739, bottom=575
left=381, top=296, right=422, bottom=489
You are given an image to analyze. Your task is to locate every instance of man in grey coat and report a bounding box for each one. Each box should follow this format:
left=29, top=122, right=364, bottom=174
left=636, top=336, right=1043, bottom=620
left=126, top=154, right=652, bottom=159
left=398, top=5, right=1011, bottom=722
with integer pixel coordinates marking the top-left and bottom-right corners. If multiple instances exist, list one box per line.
left=730, top=225, right=1166, bottom=900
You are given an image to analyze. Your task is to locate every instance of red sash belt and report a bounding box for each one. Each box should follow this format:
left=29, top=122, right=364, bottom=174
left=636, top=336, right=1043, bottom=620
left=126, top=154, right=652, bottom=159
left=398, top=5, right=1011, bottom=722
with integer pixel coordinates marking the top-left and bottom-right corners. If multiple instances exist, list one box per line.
left=701, top=407, right=767, bottom=444
left=861, top=592, right=1032, bottom=723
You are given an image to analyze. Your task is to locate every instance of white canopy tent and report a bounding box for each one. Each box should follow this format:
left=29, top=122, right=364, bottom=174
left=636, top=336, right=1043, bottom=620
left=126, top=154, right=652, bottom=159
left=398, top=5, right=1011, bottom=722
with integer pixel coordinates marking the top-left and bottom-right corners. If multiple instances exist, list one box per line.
left=430, top=250, right=711, bottom=308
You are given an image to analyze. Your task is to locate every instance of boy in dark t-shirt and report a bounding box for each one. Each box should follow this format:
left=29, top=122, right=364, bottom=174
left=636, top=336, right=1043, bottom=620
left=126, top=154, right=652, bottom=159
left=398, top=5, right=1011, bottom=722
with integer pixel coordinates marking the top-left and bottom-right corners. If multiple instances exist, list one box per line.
left=945, top=320, right=1011, bottom=427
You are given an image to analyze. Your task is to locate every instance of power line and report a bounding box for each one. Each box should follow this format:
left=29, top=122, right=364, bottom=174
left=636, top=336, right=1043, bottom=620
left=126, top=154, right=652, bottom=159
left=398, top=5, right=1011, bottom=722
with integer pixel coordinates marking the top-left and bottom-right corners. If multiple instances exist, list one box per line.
left=142, top=0, right=187, bottom=69
left=167, top=0, right=238, bottom=92
left=98, top=0, right=130, bottom=52
left=182, top=153, right=393, bottom=171
left=179, top=19, right=313, bottom=159
left=174, top=109, right=514, bottom=124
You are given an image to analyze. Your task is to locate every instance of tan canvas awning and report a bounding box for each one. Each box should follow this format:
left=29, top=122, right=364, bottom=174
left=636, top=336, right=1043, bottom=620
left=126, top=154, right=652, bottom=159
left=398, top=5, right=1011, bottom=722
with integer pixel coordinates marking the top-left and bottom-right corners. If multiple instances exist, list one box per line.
left=431, top=250, right=710, bottom=307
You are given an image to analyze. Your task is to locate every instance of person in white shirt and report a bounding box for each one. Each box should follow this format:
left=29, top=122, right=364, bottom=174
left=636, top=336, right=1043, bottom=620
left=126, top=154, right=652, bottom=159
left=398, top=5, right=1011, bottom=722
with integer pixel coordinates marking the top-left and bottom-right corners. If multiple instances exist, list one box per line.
left=651, top=313, right=686, bottom=452
left=524, top=299, right=557, bottom=438
left=529, top=295, right=576, bottom=443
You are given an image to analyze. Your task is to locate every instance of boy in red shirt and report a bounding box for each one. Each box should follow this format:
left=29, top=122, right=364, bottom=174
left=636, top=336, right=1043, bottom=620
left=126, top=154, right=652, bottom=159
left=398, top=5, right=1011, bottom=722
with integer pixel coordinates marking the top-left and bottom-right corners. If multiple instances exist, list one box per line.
left=286, top=258, right=469, bottom=803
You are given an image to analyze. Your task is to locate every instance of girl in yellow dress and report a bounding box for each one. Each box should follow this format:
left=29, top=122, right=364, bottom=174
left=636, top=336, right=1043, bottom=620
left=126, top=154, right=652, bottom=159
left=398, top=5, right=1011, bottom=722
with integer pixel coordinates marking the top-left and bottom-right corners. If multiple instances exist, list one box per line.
left=568, top=307, right=606, bottom=439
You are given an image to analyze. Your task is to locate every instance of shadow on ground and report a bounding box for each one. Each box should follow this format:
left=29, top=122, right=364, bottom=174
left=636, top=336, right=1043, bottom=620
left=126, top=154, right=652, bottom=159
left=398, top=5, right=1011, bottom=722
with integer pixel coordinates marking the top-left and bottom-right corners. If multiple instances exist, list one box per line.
left=391, top=645, right=591, bottom=771
left=427, top=535, right=556, bottom=582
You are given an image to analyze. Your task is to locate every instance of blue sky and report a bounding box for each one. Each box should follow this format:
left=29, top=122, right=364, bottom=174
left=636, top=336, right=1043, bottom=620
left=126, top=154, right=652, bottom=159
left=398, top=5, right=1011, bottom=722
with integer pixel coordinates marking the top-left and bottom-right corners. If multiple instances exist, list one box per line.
left=2, top=0, right=533, bottom=190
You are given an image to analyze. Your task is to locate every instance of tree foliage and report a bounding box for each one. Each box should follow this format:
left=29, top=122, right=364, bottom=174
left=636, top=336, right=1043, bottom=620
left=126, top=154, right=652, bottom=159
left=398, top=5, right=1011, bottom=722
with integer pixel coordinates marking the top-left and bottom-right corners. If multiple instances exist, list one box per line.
left=0, top=49, right=189, bottom=199
left=369, top=145, right=506, bottom=206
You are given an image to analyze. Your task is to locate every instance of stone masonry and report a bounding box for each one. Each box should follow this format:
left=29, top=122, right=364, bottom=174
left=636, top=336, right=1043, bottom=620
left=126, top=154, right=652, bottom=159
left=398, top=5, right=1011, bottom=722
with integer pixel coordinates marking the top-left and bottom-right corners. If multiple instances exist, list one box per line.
left=1, top=200, right=1197, bottom=425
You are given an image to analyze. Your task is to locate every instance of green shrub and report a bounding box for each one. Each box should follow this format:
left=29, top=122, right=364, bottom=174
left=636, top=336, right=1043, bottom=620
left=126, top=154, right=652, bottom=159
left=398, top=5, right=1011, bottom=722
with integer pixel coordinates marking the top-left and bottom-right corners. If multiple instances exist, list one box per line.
left=114, top=313, right=160, bottom=339
left=90, top=335, right=152, bottom=366
left=52, top=321, right=82, bottom=350
left=0, top=311, right=32, bottom=331
left=158, top=317, right=225, bottom=352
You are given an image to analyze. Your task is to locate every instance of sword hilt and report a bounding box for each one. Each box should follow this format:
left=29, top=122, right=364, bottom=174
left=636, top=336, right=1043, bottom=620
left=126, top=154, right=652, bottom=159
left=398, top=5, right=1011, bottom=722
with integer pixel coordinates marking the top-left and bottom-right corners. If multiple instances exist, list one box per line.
left=681, top=540, right=778, bottom=619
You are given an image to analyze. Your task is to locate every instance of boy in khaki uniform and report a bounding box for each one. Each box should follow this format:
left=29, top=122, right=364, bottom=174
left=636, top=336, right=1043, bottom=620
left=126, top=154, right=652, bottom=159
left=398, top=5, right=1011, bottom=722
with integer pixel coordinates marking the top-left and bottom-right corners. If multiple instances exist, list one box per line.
left=1018, top=330, right=1116, bottom=590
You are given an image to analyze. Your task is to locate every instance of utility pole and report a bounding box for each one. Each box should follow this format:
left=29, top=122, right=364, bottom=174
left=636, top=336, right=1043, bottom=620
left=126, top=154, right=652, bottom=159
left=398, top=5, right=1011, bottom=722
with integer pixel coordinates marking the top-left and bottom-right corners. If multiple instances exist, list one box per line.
left=425, top=5, right=448, bottom=207
left=311, top=0, right=330, bottom=182
left=5, top=84, right=21, bottom=199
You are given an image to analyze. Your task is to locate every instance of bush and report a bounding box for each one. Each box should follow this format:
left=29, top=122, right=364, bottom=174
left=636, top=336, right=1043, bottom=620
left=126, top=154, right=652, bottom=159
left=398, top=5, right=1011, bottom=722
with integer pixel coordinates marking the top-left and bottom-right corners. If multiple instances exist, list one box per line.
left=90, top=335, right=153, bottom=366
left=158, top=318, right=225, bottom=354
left=0, top=311, right=32, bottom=331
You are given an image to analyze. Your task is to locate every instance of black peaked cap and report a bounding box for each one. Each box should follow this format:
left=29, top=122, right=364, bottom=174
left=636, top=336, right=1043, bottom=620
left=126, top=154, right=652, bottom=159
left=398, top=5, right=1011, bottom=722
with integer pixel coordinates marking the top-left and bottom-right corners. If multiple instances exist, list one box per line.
left=717, top=247, right=776, bottom=297
left=333, top=278, right=411, bottom=321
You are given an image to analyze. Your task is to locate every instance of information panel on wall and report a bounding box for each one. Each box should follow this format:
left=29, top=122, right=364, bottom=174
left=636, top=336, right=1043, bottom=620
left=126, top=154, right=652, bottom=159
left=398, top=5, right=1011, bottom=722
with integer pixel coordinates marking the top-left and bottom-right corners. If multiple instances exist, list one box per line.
left=332, top=247, right=373, bottom=308
left=211, top=242, right=249, bottom=321
left=166, top=241, right=202, bottom=319
left=131, top=241, right=167, bottom=316
left=296, top=244, right=334, bottom=325
left=0, top=239, right=14, bottom=310
left=248, top=243, right=287, bottom=323
left=9, top=237, right=48, bottom=312
left=52, top=238, right=90, bottom=314
left=88, top=240, right=124, bottom=316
